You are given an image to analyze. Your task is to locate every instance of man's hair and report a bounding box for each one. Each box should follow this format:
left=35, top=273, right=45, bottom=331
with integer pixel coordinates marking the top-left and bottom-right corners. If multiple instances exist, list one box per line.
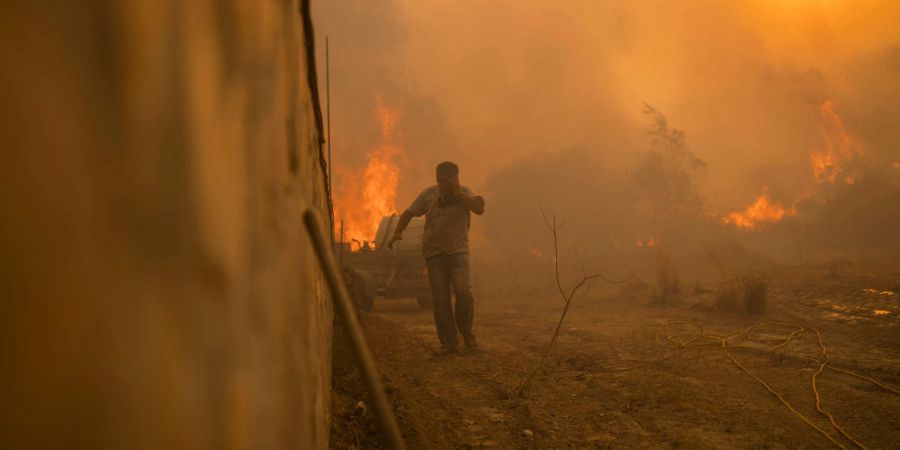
left=435, top=161, right=459, bottom=177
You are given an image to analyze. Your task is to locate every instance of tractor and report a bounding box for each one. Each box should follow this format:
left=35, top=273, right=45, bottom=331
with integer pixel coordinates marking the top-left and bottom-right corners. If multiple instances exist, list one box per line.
left=338, top=215, right=432, bottom=311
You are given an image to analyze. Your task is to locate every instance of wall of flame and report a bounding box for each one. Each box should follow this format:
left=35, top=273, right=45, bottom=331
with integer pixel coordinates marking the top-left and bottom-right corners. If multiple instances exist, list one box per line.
left=333, top=102, right=403, bottom=248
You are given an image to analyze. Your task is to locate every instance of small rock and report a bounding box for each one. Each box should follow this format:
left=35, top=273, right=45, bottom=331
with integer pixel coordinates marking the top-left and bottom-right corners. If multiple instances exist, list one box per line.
left=354, top=400, right=368, bottom=415
left=522, top=429, right=534, bottom=438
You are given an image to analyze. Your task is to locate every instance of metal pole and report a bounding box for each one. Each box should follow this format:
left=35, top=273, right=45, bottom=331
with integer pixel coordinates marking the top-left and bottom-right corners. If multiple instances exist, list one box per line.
left=326, top=37, right=333, bottom=235
left=340, top=219, right=345, bottom=265
left=303, top=210, right=406, bottom=450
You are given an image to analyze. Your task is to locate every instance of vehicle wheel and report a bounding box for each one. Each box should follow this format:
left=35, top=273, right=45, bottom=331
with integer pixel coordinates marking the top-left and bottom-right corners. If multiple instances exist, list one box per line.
left=416, top=296, right=433, bottom=310
left=351, top=277, right=374, bottom=312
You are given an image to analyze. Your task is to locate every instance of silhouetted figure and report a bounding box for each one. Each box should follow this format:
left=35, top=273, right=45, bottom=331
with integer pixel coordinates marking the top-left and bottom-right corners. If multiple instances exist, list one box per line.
left=387, top=161, right=486, bottom=354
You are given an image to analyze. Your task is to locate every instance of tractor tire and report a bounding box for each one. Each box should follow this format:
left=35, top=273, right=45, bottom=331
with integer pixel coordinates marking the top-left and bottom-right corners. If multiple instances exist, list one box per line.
left=352, top=279, right=374, bottom=312
left=342, top=267, right=374, bottom=312
left=416, top=296, right=433, bottom=311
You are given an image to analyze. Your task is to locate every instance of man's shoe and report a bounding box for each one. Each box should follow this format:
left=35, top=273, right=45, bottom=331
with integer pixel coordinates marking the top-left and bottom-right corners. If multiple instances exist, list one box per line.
left=463, top=334, right=478, bottom=349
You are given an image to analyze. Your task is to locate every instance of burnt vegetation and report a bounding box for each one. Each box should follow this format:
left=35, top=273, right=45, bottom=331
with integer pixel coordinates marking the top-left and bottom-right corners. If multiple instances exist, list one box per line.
left=713, top=275, right=769, bottom=315
left=478, top=103, right=900, bottom=310
left=480, top=105, right=762, bottom=306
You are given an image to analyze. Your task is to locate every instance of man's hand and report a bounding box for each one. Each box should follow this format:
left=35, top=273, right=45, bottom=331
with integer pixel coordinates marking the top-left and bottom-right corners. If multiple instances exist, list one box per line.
left=448, top=176, right=461, bottom=195
left=438, top=174, right=461, bottom=202
left=439, top=174, right=485, bottom=214
left=386, top=231, right=403, bottom=249
left=460, top=192, right=486, bottom=215
left=388, top=211, right=414, bottom=250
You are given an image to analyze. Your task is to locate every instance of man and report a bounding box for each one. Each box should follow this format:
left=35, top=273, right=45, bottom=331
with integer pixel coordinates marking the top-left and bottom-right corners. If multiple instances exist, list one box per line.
left=387, top=161, right=485, bottom=355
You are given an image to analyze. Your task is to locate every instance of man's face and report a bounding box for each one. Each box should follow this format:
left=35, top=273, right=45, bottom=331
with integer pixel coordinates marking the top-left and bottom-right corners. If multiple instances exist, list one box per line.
left=436, top=172, right=458, bottom=195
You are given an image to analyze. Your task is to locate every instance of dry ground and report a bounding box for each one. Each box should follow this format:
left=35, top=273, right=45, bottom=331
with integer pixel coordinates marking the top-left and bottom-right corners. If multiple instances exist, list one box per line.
left=331, top=265, right=900, bottom=449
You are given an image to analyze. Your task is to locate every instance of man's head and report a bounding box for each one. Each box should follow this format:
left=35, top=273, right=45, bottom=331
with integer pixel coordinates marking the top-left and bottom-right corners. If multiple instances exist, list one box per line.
left=435, top=161, right=459, bottom=194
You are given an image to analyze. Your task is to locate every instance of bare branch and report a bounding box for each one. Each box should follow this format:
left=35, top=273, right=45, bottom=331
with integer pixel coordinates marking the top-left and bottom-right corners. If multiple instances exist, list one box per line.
left=702, top=243, right=727, bottom=279
left=595, top=272, right=636, bottom=285
left=539, top=205, right=555, bottom=233
left=567, top=273, right=603, bottom=300
left=574, top=247, right=588, bottom=279
left=516, top=208, right=634, bottom=396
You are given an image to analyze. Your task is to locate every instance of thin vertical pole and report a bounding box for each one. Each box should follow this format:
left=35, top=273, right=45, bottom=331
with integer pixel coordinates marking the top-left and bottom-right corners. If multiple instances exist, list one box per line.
left=340, top=220, right=345, bottom=265
left=326, top=36, right=332, bottom=214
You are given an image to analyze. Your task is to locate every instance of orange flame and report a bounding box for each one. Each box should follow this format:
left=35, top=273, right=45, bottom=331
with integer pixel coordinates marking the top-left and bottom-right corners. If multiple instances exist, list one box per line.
left=636, top=236, right=659, bottom=248
left=722, top=189, right=791, bottom=229
left=810, top=100, right=861, bottom=183
left=334, top=102, right=403, bottom=248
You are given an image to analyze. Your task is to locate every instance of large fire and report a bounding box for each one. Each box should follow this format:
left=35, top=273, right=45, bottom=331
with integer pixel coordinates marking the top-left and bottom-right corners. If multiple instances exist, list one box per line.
left=810, top=100, right=861, bottom=183
left=721, top=189, right=790, bottom=230
left=333, top=102, right=403, bottom=249
left=723, top=100, right=859, bottom=230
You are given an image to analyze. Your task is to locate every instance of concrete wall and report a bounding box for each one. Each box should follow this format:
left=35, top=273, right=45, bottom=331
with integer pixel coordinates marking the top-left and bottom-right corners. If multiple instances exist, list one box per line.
left=0, top=1, right=332, bottom=448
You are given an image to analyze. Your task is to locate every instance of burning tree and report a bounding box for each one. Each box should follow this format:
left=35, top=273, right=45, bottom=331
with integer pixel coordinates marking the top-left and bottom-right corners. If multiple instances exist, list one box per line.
left=630, top=104, right=708, bottom=222
left=630, top=105, right=709, bottom=304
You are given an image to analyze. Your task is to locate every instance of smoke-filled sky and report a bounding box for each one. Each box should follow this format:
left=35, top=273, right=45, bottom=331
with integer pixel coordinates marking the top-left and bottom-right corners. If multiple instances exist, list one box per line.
left=315, top=0, right=900, bottom=221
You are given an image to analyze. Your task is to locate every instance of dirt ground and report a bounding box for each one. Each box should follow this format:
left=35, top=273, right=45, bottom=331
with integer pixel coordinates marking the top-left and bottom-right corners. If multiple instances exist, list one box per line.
left=331, top=264, right=900, bottom=449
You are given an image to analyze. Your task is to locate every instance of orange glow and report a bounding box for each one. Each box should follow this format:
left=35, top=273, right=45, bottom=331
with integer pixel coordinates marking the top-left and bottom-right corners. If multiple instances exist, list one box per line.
left=527, top=247, right=544, bottom=258
left=810, top=100, right=861, bottom=183
left=722, top=189, right=791, bottom=229
left=863, top=288, right=896, bottom=296
left=636, top=236, right=659, bottom=248
left=334, top=102, right=403, bottom=249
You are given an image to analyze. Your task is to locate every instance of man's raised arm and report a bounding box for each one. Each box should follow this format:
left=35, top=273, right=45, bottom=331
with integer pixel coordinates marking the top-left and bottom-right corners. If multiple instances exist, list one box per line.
left=460, top=192, right=485, bottom=215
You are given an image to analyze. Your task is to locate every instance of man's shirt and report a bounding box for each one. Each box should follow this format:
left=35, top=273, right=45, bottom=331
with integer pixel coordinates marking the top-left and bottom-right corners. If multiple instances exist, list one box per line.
left=407, top=185, right=479, bottom=258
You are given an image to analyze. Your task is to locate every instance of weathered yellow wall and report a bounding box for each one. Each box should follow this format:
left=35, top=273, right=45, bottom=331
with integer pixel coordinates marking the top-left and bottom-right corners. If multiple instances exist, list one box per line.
left=0, top=1, right=332, bottom=448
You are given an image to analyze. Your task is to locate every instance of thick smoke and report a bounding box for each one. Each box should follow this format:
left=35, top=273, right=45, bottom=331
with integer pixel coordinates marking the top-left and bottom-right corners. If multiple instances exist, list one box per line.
left=476, top=110, right=770, bottom=295
left=315, top=0, right=900, bottom=277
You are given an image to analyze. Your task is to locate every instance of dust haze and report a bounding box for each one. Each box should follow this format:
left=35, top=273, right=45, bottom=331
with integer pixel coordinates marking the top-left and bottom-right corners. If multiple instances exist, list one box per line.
left=319, top=2, right=900, bottom=448
left=317, top=0, right=900, bottom=285
left=5, top=2, right=898, bottom=449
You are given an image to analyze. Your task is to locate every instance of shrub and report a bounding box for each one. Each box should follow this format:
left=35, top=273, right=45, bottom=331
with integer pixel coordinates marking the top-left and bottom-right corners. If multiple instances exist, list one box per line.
left=714, top=275, right=767, bottom=315
left=742, top=275, right=768, bottom=315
